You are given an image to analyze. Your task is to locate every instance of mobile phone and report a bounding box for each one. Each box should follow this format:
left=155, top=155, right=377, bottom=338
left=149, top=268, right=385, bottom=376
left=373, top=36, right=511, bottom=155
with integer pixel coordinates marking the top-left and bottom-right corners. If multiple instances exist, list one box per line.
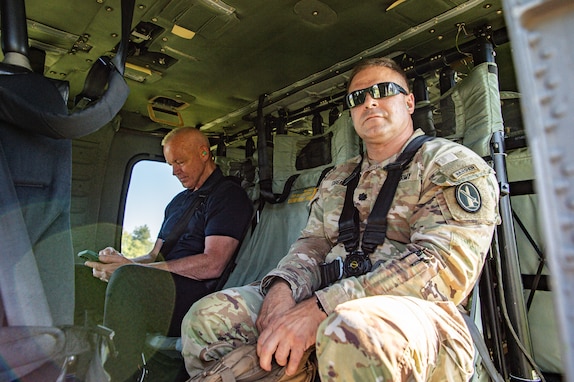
left=77, top=249, right=100, bottom=262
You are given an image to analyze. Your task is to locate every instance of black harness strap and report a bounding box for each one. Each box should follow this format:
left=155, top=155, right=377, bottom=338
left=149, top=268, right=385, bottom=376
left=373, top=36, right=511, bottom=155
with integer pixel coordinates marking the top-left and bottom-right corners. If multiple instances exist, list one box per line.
left=337, top=164, right=362, bottom=253
left=74, top=0, right=135, bottom=108
left=159, top=176, right=228, bottom=259
left=159, top=195, right=206, bottom=260
left=260, top=173, right=300, bottom=204
left=338, top=135, right=435, bottom=255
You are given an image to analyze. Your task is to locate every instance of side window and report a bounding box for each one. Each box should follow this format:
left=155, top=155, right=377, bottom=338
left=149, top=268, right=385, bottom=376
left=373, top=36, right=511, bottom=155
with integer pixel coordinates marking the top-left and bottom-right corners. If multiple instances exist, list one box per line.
left=122, top=160, right=184, bottom=257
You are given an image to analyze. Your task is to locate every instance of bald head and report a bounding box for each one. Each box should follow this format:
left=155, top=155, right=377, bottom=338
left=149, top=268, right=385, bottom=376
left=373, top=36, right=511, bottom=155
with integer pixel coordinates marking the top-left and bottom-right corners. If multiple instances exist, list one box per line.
left=162, top=127, right=216, bottom=190
left=162, top=126, right=210, bottom=149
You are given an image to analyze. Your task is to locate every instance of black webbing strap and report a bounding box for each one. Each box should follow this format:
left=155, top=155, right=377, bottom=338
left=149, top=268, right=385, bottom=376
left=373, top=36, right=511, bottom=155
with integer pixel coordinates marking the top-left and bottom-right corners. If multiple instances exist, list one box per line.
left=338, top=135, right=435, bottom=254
left=337, top=163, right=362, bottom=253
left=159, top=176, right=227, bottom=258
left=462, top=314, right=505, bottom=382
left=158, top=194, right=207, bottom=260
left=0, top=0, right=133, bottom=139
left=260, top=173, right=300, bottom=204
left=74, top=0, right=134, bottom=108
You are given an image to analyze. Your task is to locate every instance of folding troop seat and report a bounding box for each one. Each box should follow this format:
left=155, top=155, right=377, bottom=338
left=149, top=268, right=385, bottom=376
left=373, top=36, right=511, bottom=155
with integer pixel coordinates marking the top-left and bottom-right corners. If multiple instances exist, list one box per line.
left=438, top=57, right=559, bottom=380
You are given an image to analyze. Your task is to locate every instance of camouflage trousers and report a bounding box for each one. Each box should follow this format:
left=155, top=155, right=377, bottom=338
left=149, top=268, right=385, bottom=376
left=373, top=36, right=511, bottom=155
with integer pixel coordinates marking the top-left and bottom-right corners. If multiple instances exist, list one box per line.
left=181, top=284, right=474, bottom=381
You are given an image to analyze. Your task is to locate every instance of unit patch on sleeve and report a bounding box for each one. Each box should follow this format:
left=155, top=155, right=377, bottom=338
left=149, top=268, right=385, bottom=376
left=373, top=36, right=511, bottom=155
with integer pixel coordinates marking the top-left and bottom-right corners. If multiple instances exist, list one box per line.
left=455, top=182, right=482, bottom=212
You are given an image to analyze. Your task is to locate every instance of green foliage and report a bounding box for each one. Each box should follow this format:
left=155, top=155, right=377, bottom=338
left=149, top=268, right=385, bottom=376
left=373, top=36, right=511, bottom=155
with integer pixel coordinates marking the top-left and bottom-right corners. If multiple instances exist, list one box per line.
left=122, top=225, right=154, bottom=258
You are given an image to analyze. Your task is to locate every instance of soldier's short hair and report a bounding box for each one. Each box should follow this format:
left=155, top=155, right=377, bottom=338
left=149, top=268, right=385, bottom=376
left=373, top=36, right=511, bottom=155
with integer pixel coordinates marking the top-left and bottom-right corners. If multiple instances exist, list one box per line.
left=346, top=57, right=408, bottom=92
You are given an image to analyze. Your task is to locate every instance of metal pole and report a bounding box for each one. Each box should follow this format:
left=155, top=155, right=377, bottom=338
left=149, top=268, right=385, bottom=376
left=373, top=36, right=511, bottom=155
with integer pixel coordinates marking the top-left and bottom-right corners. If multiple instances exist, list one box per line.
left=0, top=0, right=32, bottom=69
left=474, top=30, right=538, bottom=381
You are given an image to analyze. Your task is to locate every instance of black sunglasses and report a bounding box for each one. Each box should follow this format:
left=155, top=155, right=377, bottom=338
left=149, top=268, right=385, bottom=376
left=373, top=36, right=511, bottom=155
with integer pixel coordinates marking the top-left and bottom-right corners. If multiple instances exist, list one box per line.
left=345, top=82, right=408, bottom=108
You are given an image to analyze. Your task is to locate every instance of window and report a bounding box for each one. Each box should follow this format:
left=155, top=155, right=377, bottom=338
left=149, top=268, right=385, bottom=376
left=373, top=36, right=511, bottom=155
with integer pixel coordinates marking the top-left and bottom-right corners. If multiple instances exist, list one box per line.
left=122, top=160, right=184, bottom=257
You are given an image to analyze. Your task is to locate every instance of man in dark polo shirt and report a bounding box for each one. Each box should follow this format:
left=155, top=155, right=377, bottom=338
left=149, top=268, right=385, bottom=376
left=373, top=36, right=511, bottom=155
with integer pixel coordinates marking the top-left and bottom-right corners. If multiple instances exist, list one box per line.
left=84, top=126, right=253, bottom=381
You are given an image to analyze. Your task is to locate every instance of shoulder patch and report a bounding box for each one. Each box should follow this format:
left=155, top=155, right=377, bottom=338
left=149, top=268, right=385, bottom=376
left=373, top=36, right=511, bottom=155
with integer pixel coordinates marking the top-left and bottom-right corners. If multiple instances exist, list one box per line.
left=455, top=182, right=482, bottom=212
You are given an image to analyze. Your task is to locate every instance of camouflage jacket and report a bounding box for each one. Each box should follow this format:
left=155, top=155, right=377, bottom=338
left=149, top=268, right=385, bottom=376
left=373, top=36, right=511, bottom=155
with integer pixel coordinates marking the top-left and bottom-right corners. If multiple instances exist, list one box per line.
left=261, top=130, right=500, bottom=314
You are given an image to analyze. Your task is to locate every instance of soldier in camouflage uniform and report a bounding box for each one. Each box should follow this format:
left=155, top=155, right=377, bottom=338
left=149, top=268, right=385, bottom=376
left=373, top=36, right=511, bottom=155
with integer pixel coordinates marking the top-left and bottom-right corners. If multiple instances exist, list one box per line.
left=181, top=57, right=500, bottom=381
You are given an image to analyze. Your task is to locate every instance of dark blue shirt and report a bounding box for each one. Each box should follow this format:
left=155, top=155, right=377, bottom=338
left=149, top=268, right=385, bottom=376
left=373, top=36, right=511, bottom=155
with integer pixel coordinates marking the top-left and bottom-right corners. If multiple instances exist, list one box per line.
left=158, top=167, right=253, bottom=261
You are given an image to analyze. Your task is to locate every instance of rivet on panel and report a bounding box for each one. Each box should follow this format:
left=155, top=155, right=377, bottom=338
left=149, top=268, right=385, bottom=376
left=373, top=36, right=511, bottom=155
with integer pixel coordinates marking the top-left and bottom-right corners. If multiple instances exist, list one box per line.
left=545, top=75, right=559, bottom=90
left=544, top=121, right=558, bottom=132
left=555, top=180, right=568, bottom=194
left=527, top=31, right=541, bottom=47
left=562, top=218, right=574, bottom=231
left=539, top=47, right=554, bottom=60
left=539, top=93, right=552, bottom=105
left=552, top=103, right=567, bottom=119
left=549, top=148, right=563, bottom=163
left=564, top=252, right=574, bottom=272
left=533, top=64, right=547, bottom=78
left=563, top=163, right=574, bottom=177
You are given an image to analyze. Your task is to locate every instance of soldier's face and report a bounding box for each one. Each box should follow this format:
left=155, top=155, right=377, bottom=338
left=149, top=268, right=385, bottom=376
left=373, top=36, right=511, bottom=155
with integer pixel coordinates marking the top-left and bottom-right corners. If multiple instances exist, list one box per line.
left=348, top=66, right=415, bottom=146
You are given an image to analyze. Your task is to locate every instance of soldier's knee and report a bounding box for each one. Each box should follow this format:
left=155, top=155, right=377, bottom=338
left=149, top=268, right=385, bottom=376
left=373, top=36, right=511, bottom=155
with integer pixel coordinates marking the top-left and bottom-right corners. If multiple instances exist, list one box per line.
left=316, top=308, right=359, bottom=354
left=181, top=291, right=224, bottom=335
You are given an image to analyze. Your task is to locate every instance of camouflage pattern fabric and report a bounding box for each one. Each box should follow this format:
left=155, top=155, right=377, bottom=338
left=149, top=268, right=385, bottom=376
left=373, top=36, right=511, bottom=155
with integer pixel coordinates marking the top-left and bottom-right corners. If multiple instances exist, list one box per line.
left=188, top=340, right=316, bottom=381
left=316, top=296, right=474, bottom=381
left=182, top=129, right=500, bottom=381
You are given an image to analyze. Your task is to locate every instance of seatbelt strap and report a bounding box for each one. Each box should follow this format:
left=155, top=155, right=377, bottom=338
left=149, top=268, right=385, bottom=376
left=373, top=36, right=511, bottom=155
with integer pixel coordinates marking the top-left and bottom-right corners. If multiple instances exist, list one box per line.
left=338, top=135, right=435, bottom=254
left=337, top=163, right=362, bottom=252
left=74, top=0, right=134, bottom=108
left=0, top=0, right=133, bottom=139
left=159, top=193, right=207, bottom=259
left=260, top=173, right=300, bottom=204
left=462, top=314, right=505, bottom=382
left=0, top=144, right=52, bottom=326
left=111, top=0, right=134, bottom=73
left=159, top=175, right=229, bottom=258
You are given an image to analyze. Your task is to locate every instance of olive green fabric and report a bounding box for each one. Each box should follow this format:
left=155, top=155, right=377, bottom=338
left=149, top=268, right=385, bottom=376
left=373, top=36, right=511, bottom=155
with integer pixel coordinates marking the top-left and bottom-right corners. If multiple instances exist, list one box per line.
left=442, top=62, right=504, bottom=157
left=272, top=111, right=360, bottom=194
left=224, top=112, right=360, bottom=288
left=507, top=148, right=561, bottom=373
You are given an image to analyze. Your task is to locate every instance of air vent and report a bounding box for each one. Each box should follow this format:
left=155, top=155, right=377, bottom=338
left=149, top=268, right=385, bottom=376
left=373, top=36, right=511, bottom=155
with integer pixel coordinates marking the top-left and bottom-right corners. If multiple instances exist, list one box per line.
left=147, top=96, right=190, bottom=127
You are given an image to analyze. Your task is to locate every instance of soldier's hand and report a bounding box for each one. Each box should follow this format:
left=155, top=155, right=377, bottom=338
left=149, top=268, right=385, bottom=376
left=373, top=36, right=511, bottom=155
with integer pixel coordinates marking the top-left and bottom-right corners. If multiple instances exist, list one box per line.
left=256, top=279, right=295, bottom=332
left=257, top=297, right=326, bottom=376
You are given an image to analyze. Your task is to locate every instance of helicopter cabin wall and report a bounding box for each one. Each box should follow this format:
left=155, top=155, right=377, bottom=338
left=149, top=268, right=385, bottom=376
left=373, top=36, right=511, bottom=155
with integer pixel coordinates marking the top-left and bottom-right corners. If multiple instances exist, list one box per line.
left=70, top=118, right=166, bottom=258
left=65, top=27, right=564, bottom=379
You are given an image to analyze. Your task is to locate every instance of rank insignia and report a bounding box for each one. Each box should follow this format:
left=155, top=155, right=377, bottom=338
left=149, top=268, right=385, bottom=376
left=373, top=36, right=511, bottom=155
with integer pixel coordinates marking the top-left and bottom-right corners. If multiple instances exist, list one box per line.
left=455, top=182, right=481, bottom=212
